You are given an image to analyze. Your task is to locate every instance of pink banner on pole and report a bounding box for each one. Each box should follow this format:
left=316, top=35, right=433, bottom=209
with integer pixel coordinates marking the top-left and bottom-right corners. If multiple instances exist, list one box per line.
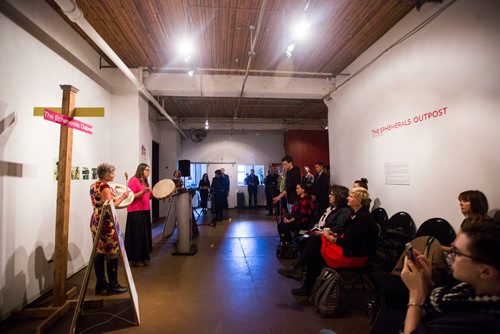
left=43, top=108, right=93, bottom=134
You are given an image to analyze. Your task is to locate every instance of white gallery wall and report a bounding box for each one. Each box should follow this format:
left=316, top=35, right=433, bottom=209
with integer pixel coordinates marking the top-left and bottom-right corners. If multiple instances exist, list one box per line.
left=0, top=1, right=163, bottom=319
left=327, top=0, right=500, bottom=230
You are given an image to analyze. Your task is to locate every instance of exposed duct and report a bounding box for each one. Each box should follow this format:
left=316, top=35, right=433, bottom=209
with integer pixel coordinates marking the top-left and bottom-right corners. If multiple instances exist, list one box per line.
left=233, top=0, right=267, bottom=119
left=53, top=0, right=187, bottom=138
left=152, top=67, right=334, bottom=78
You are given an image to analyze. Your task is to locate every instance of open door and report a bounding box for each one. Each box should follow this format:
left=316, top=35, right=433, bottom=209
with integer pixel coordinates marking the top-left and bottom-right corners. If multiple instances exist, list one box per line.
left=152, top=141, right=159, bottom=220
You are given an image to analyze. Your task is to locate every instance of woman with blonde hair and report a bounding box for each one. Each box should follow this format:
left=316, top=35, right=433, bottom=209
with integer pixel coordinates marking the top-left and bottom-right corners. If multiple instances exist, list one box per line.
left=286, top=187, right=379, bottom=296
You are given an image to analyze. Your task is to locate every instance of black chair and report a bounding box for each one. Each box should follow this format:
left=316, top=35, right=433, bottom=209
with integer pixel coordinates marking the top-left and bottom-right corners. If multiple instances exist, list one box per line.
left=489, top=209, right=500, bottom=224
left=371, top=207, right=389, bottom=227
left=336, top=258, right=374, bottom=299
left=416, top=217, right=456, bottom=246
left=378, top=212, right=416, bottom=270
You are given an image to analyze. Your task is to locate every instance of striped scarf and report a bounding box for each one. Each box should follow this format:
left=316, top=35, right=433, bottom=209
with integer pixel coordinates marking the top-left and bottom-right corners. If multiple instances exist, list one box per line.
left=427, top=282, right=500, bottom=315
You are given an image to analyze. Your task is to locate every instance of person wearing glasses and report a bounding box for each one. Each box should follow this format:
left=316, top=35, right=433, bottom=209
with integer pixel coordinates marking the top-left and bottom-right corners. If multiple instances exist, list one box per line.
left=125, top=163, right=152, bottom=267
left=401, top=221, right=500, bottom=334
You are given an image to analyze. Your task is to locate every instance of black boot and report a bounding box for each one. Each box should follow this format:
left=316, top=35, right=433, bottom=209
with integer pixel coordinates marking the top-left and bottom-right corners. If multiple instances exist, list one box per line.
left=106, top=258, right=128, bottom=295
left=291, top=285, right=311, bottom=296
left=277, top=263, right=304, bottom=281
left=94, top=255, right=108, bottom=295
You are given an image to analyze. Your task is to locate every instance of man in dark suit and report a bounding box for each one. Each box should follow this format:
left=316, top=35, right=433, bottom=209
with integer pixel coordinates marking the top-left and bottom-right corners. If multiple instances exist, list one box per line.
left=220, top=167, right=230, bottom=212
left=245, top=169, right=260, bottom=208
left=312, top=162, right=330, bottom=222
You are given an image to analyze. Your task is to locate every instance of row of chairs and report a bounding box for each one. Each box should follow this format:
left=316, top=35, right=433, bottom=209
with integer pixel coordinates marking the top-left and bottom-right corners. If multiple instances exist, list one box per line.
left=371, top=208, right=456, bottom=270
left=367, top=208, right=457, bottom=334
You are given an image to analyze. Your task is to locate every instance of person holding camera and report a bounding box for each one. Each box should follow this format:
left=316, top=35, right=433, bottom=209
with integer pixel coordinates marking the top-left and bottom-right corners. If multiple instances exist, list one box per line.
left=401, top=221, right=500, bottom=334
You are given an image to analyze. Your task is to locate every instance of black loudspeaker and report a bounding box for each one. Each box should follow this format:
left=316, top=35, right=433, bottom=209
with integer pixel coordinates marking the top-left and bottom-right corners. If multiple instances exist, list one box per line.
left=178, top=160, right=190, bottom=177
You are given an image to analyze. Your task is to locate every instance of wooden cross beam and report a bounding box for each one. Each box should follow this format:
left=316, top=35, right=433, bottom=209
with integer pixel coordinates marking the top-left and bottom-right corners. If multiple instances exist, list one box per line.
left=53, top=84, right=78, bottom=307
left=10, top=86, right=107, bottom=332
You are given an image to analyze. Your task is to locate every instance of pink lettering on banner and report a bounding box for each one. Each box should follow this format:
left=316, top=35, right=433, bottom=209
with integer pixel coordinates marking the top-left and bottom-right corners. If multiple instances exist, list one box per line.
left=43, top=108, right=93, bottom=134
left=371, top=107, right=447, bottom=137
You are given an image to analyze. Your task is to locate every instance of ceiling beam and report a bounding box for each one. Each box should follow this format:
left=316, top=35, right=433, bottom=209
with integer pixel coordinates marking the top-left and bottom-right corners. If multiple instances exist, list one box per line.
left=146, top=73, right=333, bottom=99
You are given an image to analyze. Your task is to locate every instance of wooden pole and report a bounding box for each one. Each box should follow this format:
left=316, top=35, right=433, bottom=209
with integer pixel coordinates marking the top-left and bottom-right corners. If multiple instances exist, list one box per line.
left=53, top=85, right=79, bottom=306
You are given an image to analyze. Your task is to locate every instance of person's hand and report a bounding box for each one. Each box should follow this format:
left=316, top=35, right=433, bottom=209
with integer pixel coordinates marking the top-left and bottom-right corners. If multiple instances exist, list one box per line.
left=272, top=195, right=280, bottom=204
left=143, top=186, right=151, bottom=193
left=321, top=229, right=334, bottom=241
left=401, top=255, right=431, bottom=304
left=311, top=195, right=316, bottom=201
left=414, top=250, right=433, bottom=289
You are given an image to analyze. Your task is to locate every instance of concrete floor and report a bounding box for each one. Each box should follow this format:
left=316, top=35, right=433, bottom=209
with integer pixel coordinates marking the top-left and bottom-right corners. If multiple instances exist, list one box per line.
left=0, top=208, right=375, bottom=334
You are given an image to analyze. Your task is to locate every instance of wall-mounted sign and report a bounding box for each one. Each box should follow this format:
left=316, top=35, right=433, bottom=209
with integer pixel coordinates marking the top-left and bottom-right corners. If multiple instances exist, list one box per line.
left=43, top=108, right=93, bottom=134
left=372, top=107, right=448, bottom=137
left=385, top=161, right=410, bottom=185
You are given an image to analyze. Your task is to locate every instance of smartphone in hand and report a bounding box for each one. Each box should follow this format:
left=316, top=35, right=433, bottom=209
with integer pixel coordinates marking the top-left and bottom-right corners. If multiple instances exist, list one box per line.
left=405, top=242, right=415, bottom=262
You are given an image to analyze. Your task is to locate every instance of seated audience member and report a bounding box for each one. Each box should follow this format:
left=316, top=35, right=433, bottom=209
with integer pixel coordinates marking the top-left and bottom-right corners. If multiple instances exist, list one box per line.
left=314, top=185, right=351, bottom=234
left=281, top=187, right=379, bottom=296
left=458, top=190, right=492, bottom=229
left=278, top=185, right=351, bottom=280
left=277, top=182, right=314, bottom=243
left=353, top=177, right=368, bottom=190
left=401, top=222, right=500, bottom=334
left=443, top=189, right=493, bottom=253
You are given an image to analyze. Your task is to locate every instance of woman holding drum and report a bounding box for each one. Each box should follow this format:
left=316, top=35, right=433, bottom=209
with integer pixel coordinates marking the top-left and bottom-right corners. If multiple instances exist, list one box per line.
left=125, top=163, right=153, bottom=267
left=89, top=163, right=129, bottom=295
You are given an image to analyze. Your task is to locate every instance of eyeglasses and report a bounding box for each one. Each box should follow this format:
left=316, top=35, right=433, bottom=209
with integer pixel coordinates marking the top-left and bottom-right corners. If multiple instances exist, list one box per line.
left=448, top=246, right=479, bottom=262
left=144, top=168, right=151, bottom=171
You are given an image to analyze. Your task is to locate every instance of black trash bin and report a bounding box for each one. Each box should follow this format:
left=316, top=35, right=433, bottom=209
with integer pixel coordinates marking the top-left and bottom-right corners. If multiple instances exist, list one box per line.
left=237, top=192, right=245, bottom=209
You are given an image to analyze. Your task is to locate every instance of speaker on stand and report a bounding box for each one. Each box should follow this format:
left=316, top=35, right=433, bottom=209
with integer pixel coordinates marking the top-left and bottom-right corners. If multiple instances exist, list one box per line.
left=178, top=160, right=190, bottom=177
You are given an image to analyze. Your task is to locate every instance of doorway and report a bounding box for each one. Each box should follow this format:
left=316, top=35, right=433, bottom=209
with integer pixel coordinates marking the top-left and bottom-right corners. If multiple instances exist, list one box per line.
left=152, top=140, right=159, bottom=220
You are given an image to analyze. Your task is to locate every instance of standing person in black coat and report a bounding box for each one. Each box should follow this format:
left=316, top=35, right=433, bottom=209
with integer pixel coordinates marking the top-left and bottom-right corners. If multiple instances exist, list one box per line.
left=265, top=167, right=279, bottom=216
left=210, top=170, right=225, bottom=226
left=312, top=162, right=330, bottom=222
left=273, top=155, right=301, bottom=213
left=220, top=167, right=230, bottom=212
left=198, top=173, right=210, bottom=214
left=246, top=169, right=259, bottom=209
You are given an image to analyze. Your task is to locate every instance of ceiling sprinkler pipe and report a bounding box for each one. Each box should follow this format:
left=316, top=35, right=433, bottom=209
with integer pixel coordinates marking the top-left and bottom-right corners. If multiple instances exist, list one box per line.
left=54, top=0, right=186, bottom=138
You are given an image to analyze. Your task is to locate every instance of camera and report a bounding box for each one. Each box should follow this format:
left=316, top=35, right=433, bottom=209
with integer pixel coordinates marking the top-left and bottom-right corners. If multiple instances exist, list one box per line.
left=405, top=242, right=415, bottom=262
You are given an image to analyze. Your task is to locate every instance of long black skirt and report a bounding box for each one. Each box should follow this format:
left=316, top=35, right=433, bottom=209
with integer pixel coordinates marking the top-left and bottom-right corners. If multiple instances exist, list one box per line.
left=125, top=210, right=152, bottom=262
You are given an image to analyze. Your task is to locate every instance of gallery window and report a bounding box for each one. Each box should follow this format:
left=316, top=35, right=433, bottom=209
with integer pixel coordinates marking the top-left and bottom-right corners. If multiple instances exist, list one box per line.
left=237, top=164, right=265, bottom=186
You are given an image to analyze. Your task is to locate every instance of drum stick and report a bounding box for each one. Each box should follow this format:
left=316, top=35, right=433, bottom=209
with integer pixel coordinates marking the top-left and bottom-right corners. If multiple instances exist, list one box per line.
left=124, top=172, right=129, bottom=195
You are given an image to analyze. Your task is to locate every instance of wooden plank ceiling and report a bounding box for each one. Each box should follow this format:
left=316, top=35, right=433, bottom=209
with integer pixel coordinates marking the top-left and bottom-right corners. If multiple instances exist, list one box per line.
left=48, top=0, right=416, bottom=122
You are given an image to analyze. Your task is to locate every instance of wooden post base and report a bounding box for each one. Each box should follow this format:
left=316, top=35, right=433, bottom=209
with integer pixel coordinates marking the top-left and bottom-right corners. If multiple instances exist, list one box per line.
left=9, top=287, right=105, bottom=334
